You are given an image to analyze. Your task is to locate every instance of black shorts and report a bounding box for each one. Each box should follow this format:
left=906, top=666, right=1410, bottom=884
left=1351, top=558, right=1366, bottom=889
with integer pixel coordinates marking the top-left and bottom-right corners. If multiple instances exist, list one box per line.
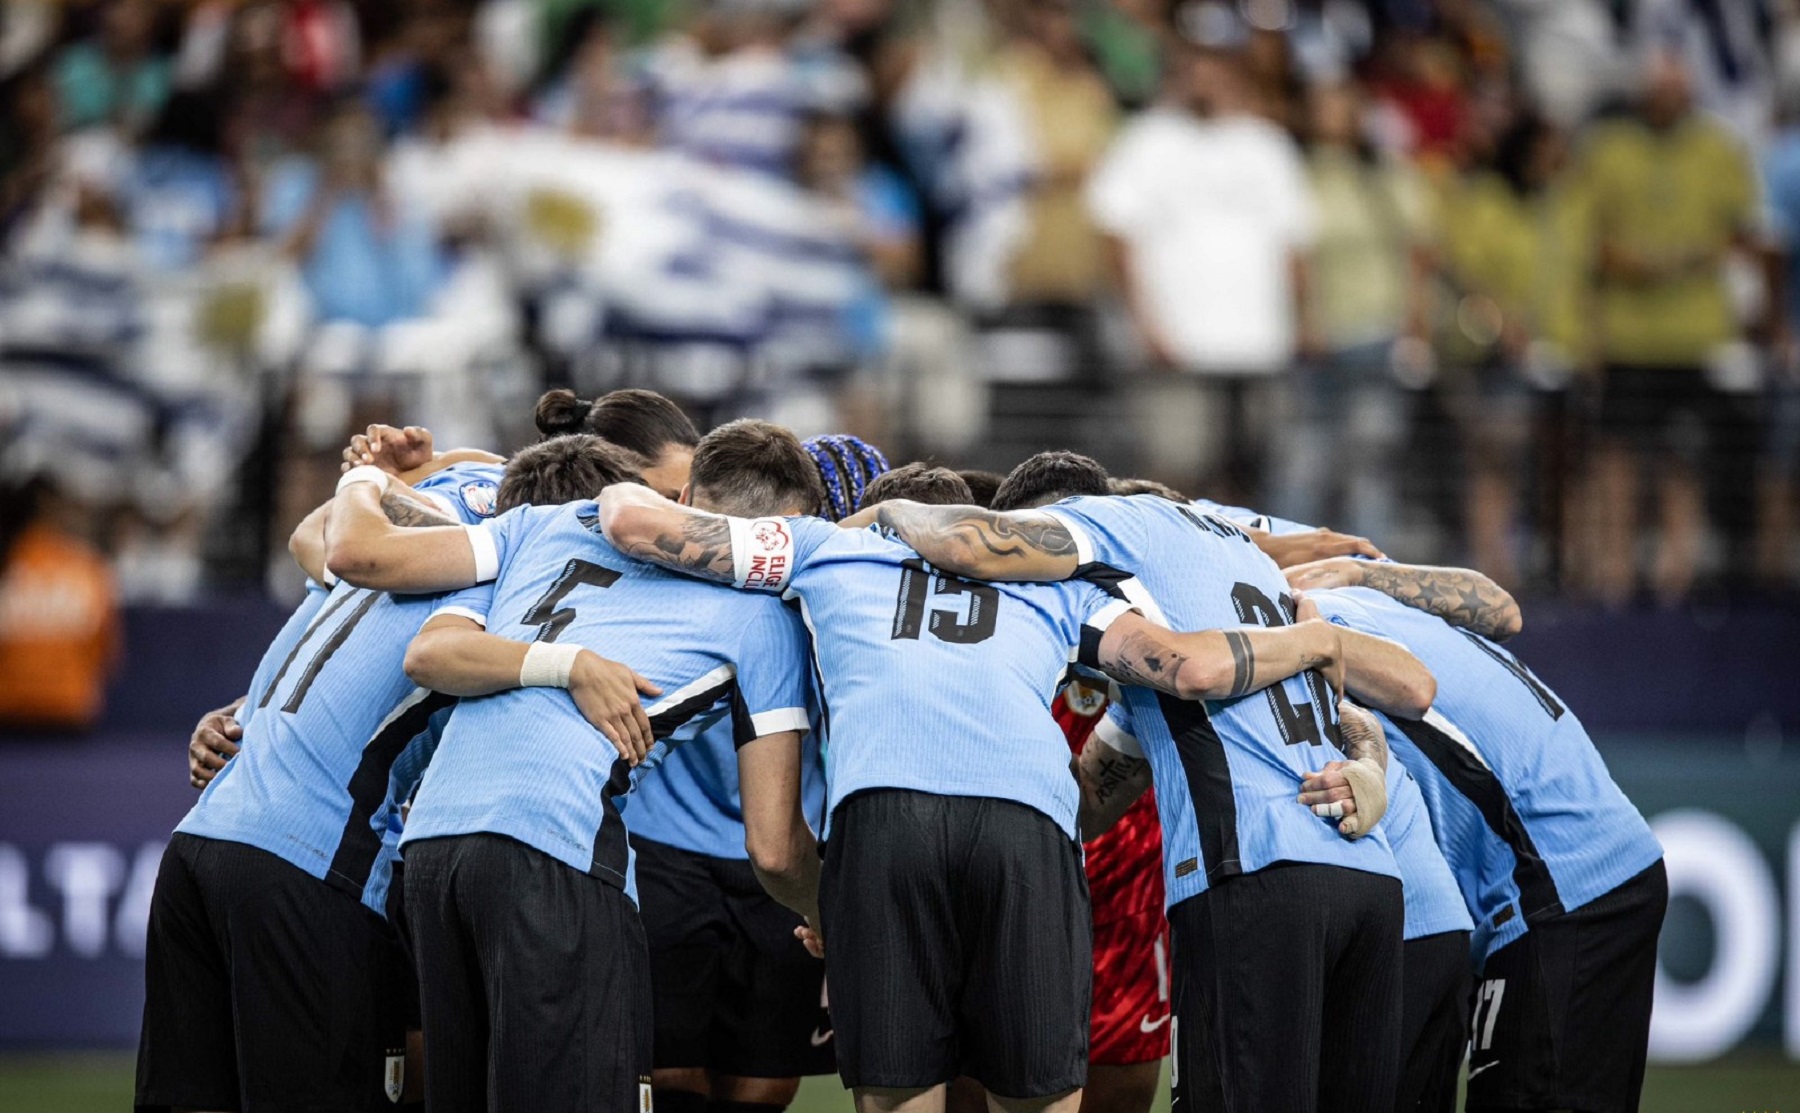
left=819, top=789, right=1091, bottom=1098
left=1595, top=364, right=1723, bottom=467
left=1398, top=930, right=1474, bottom=1113
left=631, top=834, right=833, bottom=1078
left=135, top=833, right=414, bottom=1113
left=1467, top=860, right=1668, bottom=1113
left=1168, top=862, right=1403, bottom=1113
left=403, top=833, right=653, bottom=1113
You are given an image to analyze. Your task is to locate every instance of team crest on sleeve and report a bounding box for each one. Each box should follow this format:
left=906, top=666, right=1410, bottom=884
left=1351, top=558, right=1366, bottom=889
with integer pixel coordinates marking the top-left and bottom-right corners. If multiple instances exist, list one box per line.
left=460, top=481, right=499, bottom=518
left=1063, top=680, right=1108, bottom=718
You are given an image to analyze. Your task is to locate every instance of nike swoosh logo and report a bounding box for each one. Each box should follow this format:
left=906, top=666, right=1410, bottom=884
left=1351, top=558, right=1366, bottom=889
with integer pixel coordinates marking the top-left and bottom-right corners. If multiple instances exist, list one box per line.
left=1138, top=1014, right=1171, bottom=1033
left=1467, top=1062, right=1498, bottom=1079
left=810, top=1028, right=834, bottom=1047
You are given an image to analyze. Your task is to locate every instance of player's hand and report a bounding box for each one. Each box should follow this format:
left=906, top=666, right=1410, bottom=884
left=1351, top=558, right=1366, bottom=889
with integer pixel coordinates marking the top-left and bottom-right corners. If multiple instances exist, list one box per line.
left=1284, top=555, right=1373, bottom=593
left=188, top=703, right=244, bottom=789
left=1260, top=529, right=1384, bottom=571
left=1300, top=707, right=1389, bottom=838
left=795, top=919, right=824, bottom=959
left=1294, top=593, right=1347, bottom=700
left=342, top=424, right=434, bottom=474
left=569, top=651, right=664, bottom=766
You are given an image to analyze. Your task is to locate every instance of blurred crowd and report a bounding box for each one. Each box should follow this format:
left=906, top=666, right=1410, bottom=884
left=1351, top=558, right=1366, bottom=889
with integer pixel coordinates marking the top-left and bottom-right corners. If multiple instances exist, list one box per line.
left=2, top=0, right=1800, bottom=615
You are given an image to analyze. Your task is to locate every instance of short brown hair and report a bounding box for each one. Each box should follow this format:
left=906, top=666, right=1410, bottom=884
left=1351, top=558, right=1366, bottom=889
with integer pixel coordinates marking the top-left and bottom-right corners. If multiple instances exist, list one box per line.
left=1109, top=477, right=1188, bottom=502
left=956, top=469, right=1005, bottom=508
left=689, top=419, right=826, bottom=517
left=992, top=451, right=1111, bottom=511
left=860, top=463, right=973, bottom=509
left=498, top=434, right=646, bottom=510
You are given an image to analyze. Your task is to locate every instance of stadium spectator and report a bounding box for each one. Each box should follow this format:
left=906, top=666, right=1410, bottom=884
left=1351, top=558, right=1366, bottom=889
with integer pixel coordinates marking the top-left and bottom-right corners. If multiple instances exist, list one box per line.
left=1573, top=48, right=1768, bottom=604
left=1434, top=106, right=1589, bottom=588
left=0, top=475, right=118, bottom=731
left=53, top=0, right=171, bottom=136
left=1088, top=14, right=1314, bottom=502
left=1274, top=78, right=1430, bottom=547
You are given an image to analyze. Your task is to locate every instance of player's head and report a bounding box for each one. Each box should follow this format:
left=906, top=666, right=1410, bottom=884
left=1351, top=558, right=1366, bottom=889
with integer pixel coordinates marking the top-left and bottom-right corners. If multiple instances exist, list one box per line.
left=956, top=469, right=1005, bottom=508
left=859, top=463, right=973, bottom=509
left=688, top=419, right=827, bottom=517
left=534, top=388, right=700, bottom=500
left=802, top=434, right=890, bottom=521
left=1109, top=476, right=1188, bottom=502
left=992, top=451, right=1111, bottom=511
left=497, top=434, right=646, bottom=511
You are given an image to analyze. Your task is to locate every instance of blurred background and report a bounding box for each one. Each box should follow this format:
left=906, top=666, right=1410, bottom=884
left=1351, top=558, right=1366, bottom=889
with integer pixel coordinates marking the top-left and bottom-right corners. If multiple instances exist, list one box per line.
left=0, top=0, right=1797, bottom=1108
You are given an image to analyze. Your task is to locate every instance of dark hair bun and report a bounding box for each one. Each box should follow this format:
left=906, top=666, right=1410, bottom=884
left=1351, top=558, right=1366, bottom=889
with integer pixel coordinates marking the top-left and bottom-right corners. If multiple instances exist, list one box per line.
left=534, top=389, right=595, bottom=437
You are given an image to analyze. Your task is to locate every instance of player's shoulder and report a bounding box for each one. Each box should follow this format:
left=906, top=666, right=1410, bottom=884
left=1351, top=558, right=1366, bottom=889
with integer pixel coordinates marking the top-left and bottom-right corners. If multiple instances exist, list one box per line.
left=415, top=462, right=505, bottom=522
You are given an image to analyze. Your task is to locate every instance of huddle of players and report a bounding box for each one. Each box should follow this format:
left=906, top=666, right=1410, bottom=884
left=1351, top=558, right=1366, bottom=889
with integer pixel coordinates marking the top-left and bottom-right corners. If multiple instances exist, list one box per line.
left=142, top=385, right=1668, bottom=1113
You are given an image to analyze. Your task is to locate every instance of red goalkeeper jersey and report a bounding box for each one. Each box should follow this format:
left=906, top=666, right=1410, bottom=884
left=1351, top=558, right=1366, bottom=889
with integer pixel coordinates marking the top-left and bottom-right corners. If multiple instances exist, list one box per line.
left=1056, top=679, right=1165, bottom=923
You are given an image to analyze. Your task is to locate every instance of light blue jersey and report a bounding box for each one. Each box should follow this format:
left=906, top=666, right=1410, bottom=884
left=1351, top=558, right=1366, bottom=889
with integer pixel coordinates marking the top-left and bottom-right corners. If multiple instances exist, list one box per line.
left=237, top=582, right=327, bottom=732
left=1042, top=495, right=1400, bottom=910
left=624, top=716, right=827, bottom=860
left=400, top=501, right=812, bottom=900
left=732, top=517, right=1133, bottom=840
left=1311, top=588, right=1662, bottom=961
left=180, top=462, right=503, bottom=915
left=1191, top=499, right=1470, bottom=940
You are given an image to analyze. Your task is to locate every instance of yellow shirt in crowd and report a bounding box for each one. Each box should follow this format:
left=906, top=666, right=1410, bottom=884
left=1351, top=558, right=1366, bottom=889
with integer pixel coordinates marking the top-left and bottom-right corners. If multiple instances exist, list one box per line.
left=1576, top=114, right=1756, bottom=368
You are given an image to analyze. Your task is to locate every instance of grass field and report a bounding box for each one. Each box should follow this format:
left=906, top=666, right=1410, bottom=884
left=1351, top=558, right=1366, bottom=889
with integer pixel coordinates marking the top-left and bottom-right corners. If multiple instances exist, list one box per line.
left=3, top=1053, right=1795, bottom=1112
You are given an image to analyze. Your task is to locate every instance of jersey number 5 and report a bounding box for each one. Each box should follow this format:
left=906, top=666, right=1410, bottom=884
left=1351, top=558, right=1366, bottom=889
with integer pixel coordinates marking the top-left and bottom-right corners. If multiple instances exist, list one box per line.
left=522, top=559, right=622, bottom=643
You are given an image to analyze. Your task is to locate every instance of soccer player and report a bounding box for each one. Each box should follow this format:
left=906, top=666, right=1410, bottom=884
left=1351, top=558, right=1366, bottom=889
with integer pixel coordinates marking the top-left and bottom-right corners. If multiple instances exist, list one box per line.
left=532, top=386, right=702, bottom=499
left=135, top=441, right=583, bottom=1112
left=874, top=452, right=1435, bottom=1113
left=804, top=433, right=890, bottom=521
left=323, top=420, right=825, bottom=1112
left=597, top=464, right=1428, bottom=1113
left=1303, top=584, right=1666, bottom=1113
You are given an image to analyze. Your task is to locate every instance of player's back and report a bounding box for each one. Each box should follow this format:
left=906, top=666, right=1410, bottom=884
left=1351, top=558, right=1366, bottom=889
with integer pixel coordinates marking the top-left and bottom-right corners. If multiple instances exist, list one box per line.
left=179, top=462, right=505, bottom=913
left=1041, top=494, right=1398, bottom=907
left=780, top=520, right=1126, bottom=839
left=404, top=501, right=811, bottom=893
left=1312, top=587, right=1661, bottom=957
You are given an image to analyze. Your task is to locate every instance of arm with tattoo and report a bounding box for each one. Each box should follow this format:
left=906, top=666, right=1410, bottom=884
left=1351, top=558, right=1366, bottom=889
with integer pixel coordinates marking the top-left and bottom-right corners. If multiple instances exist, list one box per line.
left=875, top=500, right=1080, bottom=581
left=1286, top=557, right=1522, bottom=640
left=1076, top=732, right=1155, bottom=840
left=596, top=483, right=737, bottom=584
left=1094, top=611, right=1342, bottom=702
left=325, top=479, right=485, bottom=593
left=289, top=487, right=457, bottom=582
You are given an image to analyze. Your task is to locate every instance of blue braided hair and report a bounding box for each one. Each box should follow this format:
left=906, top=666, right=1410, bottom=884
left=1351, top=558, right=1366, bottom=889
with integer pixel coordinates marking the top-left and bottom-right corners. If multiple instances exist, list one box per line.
left=802, top=434, right=891, bottom=521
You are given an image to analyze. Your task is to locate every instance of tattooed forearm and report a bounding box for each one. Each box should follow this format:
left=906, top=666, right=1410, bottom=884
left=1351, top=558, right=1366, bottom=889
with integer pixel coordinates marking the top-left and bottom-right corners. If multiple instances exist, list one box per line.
left=1358, top=564, right=1522, bottom=640
left=1091, top=751, right=1147, bottom=808
left=1223, top=630, right=1255, bottom=697
left=618, top=514, right=736, bottom=583
left=381, top=490, right=458, bottom=530
left=1103, top=628, right=1191, bottom=694
left=878, top=503, right=1076, bottom=579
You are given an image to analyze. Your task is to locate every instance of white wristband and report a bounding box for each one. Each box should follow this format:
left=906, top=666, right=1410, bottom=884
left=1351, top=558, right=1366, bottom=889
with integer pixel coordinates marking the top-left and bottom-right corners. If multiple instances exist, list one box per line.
left=337, top=465, right=391, bottom=495
left=520, top=642, right=583, bottom=688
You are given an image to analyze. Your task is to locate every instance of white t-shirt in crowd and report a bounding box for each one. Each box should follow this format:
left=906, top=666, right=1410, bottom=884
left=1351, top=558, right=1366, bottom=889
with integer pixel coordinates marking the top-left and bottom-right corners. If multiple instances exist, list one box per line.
left=1088, top=107, right=1315, bottom=374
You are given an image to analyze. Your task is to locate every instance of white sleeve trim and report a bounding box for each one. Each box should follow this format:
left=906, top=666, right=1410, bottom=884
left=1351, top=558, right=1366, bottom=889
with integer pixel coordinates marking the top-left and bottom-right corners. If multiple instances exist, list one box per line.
left=1092, top=714, right=1144, bottom=759
left=1085, top=598, right=1138, bottom=633
left=749, top=706, right=812, bottom=737
left=427, top=605, right=487, bottom=627
left=464, top=523, right=499, bottom=582
left=1042, top=508, right=1094, bottom=566
left=727, top=516, right=797, bottom=591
